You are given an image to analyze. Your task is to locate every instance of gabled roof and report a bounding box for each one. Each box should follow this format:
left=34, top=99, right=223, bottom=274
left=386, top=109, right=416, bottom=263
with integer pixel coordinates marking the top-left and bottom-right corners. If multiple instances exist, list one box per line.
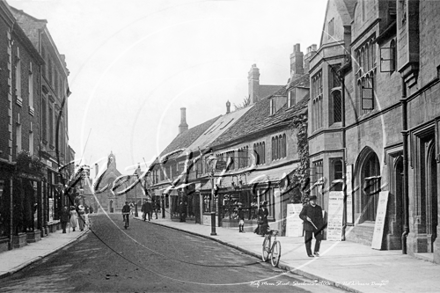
left=319, top=0, right=356, bottom=47
left=160, top=116, right=220, bottom=159
left=210, top=77, right=309, bottom=148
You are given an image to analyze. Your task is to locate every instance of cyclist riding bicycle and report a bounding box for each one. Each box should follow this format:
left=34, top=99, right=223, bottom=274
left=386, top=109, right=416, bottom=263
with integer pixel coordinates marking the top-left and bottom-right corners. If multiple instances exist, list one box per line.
left=122, top=201, right=131, bottom=228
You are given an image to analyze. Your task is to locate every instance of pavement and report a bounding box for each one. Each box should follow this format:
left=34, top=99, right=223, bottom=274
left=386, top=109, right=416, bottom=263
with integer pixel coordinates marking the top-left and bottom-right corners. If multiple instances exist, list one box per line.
left=1, top=214, right=440, bottom=293
left=0, top=226, right=89, bottom=280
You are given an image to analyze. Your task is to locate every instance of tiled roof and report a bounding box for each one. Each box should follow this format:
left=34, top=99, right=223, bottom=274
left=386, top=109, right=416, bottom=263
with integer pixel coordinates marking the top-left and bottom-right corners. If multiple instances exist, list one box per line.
left=176, top=106, right=253, bottom=159
left=259, top=85, right=284, bottom=99
left=210, top=76, right=310, bottom=148
left=286, top=74, right=310, bottom=90
left=160, top=116, right=220, bottom=159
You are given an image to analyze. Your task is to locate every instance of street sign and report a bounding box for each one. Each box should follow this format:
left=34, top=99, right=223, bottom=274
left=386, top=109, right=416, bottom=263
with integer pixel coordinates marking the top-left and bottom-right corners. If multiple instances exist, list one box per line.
left=215, top=160, right=227, bottom=171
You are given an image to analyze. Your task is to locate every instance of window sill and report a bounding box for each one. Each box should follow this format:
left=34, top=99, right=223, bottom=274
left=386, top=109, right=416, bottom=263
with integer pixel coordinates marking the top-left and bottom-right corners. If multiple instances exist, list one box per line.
left=29, top=106, right=35, bottom=116
left=16, top=97, right=23, bottom=107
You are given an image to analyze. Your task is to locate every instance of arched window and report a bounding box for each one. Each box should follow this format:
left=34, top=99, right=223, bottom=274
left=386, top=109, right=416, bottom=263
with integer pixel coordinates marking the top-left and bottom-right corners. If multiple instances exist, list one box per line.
left=271, top=137, right=275, bottom=161
left=277, top=137, right=280, bottom=159
left=282, top=134, right=286, bottom=158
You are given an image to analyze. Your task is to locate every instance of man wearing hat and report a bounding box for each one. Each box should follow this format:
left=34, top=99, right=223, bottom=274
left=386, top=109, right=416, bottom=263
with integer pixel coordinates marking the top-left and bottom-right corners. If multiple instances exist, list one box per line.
left=299, top=195, right=325, bottom=257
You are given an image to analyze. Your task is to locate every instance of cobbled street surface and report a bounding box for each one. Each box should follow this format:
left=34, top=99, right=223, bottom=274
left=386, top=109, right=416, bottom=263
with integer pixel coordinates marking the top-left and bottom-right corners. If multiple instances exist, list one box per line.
left=0, top=214, right=344, bottom=292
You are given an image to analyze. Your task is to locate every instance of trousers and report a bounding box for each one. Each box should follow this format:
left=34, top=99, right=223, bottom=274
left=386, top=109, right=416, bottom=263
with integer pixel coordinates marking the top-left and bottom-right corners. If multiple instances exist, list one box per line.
left=304, top=230, right=322, bottom=255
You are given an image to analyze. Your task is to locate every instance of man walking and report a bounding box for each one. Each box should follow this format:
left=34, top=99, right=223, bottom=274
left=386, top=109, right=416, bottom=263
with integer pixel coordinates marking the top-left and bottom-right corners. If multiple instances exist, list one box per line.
left=299, top=195, right=325, bottom=257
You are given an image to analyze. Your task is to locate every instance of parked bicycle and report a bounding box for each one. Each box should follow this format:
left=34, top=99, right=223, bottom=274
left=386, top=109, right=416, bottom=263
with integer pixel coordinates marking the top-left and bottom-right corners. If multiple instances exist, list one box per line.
left=262, top=230, right=281, bottom=267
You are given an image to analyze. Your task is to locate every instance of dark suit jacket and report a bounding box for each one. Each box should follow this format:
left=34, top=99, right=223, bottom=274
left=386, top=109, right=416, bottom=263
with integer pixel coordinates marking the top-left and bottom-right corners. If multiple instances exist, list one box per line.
left=299, top=203, right=325, bottom=232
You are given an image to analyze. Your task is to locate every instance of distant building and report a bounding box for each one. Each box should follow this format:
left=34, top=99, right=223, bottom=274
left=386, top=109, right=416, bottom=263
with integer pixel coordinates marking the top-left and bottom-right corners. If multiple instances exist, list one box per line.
left=94, top=152, right=125, bottom=213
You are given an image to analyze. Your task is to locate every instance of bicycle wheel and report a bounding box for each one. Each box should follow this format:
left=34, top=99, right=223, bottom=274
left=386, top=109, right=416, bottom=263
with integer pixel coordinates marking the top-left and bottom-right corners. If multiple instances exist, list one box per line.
left=270, top=241, right=281, bottom=267
left=261, top=236, right=270, bottom=262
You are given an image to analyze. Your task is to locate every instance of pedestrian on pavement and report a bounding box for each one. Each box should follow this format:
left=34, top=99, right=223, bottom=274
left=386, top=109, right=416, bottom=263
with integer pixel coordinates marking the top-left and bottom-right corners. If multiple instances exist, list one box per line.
left=154, top=200, right=160, bottom=219
left=238, top=204, right=245, bottom=233
left=142, top=200, right=152, bottom=221
left=141, top=200, right=148, bottom=221
left=60, top=206, right=70, bottom=233
left=70, top=206, right=78, bottom=232
left=299, top=195, right=325, bottom=257
left=179, top=200, right=186, bottom=222
left=77, top=205, right=86, bottom=231
left=254, top=201, right=269, bottom=236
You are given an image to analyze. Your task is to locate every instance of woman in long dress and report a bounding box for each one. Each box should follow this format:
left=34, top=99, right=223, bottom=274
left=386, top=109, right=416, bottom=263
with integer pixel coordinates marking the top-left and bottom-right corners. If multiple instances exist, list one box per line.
left=70, top=206, right=78, bottom=232
left=77, top=205, right=86, bottom=231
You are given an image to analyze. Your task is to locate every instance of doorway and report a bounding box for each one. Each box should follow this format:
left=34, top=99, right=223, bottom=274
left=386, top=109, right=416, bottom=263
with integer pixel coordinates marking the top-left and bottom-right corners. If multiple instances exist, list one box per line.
left=426, top=141, right=438, bottom=253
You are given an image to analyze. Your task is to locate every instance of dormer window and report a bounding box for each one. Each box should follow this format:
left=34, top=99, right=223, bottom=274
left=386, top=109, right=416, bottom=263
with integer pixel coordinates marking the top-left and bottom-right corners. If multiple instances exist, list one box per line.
left=288, top=90, right=296, bottom=108
left=269, top=95, right=287, bottom=115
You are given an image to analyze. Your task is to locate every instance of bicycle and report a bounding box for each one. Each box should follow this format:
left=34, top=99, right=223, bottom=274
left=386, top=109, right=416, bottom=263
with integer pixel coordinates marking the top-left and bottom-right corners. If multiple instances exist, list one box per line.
left=262, top=230, right=281, bottom=267
left=122, top=212, right=130, bottom=229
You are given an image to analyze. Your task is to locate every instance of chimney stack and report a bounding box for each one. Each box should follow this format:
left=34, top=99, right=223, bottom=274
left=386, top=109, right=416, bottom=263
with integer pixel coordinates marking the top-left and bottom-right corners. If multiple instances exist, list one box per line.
left=290, top=43, right=304, bottom=77
left=304, top=44, right=317, bottom=73
left=248, top=64, right=260, bottom=104
left=178, top=107, right=188, bottom=134
left=226, top=100, right=231, bottom=114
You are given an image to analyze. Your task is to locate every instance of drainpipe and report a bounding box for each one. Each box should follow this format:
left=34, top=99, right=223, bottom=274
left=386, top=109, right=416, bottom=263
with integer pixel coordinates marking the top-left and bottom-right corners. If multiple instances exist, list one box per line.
left=9, top=178, right=13, bottom=250
left=341, top=73, right=347, bottom=241
left=401, top=78, right=409, bottom=254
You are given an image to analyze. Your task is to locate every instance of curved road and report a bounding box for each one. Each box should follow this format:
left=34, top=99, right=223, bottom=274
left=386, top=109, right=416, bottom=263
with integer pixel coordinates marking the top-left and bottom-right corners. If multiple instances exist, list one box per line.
left=0, top=214, right=344, bottom=292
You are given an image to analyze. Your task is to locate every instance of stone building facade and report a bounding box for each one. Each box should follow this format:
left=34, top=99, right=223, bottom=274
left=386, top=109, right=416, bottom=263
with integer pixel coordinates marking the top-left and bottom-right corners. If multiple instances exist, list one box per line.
left=309, top=0, right=440, bottom=263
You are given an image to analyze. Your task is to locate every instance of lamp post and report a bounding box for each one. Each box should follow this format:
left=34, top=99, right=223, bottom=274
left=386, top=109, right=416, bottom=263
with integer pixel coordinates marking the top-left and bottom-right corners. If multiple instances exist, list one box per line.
left=206, top=153, right=217, bottom=236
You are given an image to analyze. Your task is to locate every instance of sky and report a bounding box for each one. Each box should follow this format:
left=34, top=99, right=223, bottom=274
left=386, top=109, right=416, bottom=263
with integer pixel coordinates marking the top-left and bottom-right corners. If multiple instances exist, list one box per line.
left=8, top=0, right=327, bottom=176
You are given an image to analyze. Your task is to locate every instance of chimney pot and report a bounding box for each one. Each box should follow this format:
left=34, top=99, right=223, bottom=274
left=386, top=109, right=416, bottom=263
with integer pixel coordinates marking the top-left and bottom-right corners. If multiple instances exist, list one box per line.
left=226, top=100, right=231, bottom=114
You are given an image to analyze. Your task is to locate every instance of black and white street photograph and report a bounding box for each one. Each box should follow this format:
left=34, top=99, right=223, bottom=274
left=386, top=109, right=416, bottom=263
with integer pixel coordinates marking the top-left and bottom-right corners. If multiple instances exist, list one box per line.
left=0, top=0, right=440, bottom=292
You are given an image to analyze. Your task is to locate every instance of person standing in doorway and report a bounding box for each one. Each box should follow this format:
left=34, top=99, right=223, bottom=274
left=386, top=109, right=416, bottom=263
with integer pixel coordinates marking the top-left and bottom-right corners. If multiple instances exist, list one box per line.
left=299, top=195, right=325, bottom=257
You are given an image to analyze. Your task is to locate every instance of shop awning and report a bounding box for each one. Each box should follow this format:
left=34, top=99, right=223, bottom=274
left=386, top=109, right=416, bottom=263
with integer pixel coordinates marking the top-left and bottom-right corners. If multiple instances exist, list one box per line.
left=200, top=164, right=298, bottom=191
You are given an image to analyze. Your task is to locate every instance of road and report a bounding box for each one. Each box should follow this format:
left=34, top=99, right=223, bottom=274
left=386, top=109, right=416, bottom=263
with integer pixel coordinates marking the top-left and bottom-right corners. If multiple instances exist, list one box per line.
left=0, top=214, right=345, bottom=292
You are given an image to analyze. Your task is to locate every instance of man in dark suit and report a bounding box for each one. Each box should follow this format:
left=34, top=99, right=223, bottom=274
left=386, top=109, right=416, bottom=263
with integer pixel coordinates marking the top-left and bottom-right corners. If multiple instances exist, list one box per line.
left=299, top=195, right=325, bottom=257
